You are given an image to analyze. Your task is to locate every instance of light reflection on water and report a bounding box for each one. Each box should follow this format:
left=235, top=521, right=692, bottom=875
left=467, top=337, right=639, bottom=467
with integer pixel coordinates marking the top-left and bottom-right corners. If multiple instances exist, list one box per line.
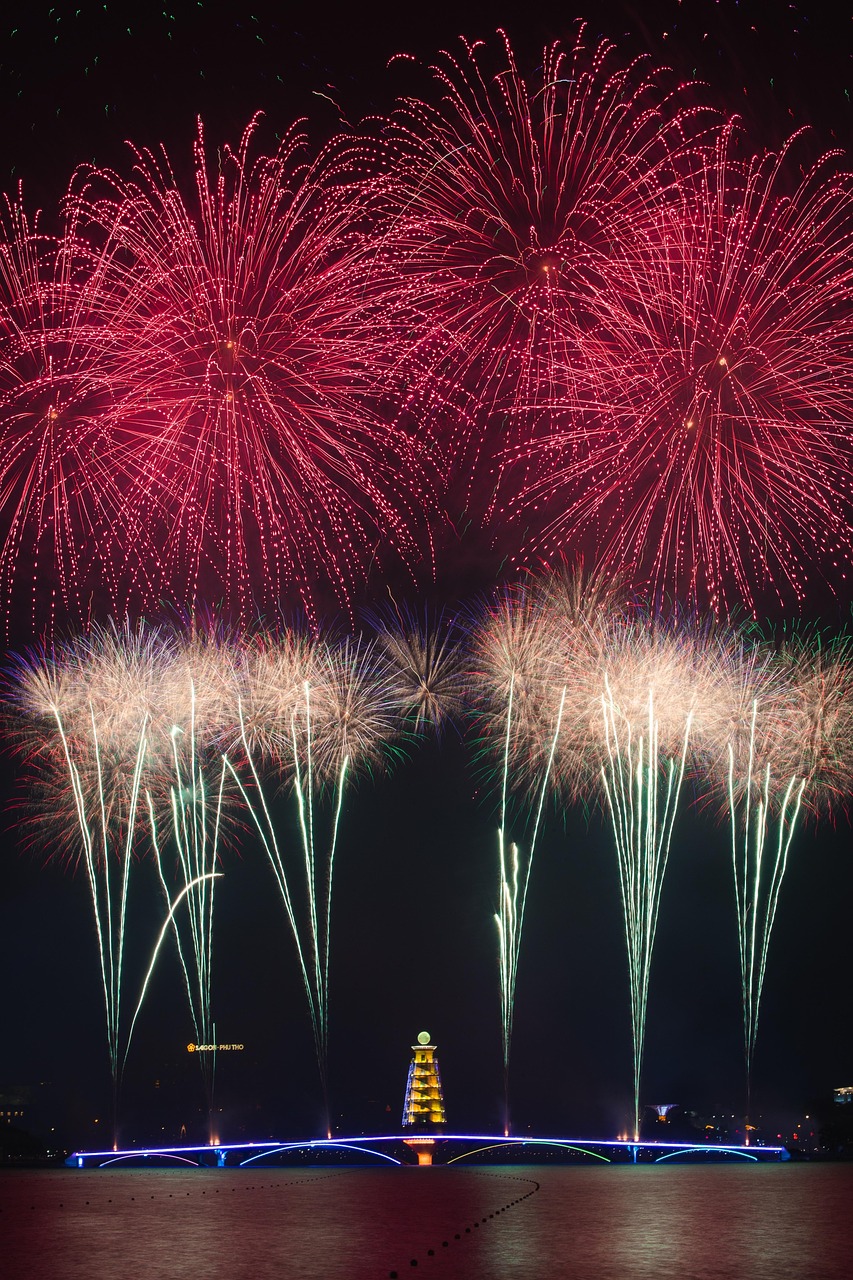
left=480, top=1164, right=853, bottom=1279
left=3, top=1163, right=852, bottom=1280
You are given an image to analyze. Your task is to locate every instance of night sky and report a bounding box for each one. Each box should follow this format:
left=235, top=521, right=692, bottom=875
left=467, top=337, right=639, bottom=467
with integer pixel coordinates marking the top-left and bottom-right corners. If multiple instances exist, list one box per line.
left=1, top=0, right=852, bottom=1153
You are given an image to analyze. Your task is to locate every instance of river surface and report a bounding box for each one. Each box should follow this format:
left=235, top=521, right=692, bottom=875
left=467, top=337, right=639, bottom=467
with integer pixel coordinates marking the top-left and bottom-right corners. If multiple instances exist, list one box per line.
left=3, top=1162, right=852, bottom=1279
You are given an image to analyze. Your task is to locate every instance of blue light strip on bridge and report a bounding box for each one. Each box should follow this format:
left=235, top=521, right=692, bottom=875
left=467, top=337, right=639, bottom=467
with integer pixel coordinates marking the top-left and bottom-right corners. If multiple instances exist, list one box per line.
left=68, top=1133, right=788, bottom=1167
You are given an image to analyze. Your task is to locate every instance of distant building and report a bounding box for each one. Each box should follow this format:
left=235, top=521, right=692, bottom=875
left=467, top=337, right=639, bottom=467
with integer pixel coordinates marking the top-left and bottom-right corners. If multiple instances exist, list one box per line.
left=833, top=1086, right=853, bottom=1105
left=0, top=1086, right=30, bottom=1127
left=650, top=1104, right=678, bottom=1122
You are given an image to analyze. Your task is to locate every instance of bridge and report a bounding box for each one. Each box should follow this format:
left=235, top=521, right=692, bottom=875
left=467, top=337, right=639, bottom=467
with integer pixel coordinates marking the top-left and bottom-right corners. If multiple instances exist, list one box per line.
left=67, top=1133, right=790, bottom=1169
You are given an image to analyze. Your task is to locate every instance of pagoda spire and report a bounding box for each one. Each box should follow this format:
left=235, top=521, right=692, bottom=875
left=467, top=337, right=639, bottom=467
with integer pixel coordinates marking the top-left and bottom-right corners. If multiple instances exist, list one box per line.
left=402, top=1030, right=446, bottom=1165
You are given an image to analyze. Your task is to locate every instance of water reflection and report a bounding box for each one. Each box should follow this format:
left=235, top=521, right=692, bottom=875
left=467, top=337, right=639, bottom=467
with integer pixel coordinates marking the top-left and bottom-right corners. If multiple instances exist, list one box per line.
left=2, top=1163, right=852, bottom=1280
left=480, top=1165, right=853, bottom=1280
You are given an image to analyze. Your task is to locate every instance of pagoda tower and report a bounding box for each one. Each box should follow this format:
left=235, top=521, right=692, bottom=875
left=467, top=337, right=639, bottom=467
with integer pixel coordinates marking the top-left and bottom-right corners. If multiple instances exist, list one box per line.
left=401, top=1031, right=446, bottom=1165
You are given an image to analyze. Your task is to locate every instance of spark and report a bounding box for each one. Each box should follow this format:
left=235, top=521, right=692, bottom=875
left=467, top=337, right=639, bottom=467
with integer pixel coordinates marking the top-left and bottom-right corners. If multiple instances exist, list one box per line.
left=700, top=627, right=853, bottom=1116
left=545, top=597, right=707, bottom=1142
left=514, top=122, right=853, bottom=614
left=361, top=26, right=712, bottom=512
left=9, top=628, right=159, bottom=1139
left=225, top=630, right=403, bottom=1134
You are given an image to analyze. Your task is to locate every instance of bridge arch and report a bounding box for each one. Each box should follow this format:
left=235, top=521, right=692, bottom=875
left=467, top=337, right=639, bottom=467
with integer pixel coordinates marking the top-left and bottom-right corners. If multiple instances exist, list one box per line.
left=447, top=1140, right=610, bottom=1164
left=654, top=1146, right=758, bottom=1163
left=240, top=1142, right=402, bottom=1167
left=97, top=1153, right=199, bottom=1168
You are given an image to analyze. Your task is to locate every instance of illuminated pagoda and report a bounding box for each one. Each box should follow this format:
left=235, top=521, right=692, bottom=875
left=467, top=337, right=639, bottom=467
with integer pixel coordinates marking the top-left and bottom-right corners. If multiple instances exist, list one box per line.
left=402, top=1031, right=446, bottom=1165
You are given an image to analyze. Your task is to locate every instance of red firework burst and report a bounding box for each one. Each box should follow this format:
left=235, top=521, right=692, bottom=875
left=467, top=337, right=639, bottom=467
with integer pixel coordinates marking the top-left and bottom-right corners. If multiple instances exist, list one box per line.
left=510, top=122, right=853, bottom=613
left=0, top=195, right=165, bottom=637
left=363, top=26, right=712, bottom=505
left=65, top=116, right=434, bottom=627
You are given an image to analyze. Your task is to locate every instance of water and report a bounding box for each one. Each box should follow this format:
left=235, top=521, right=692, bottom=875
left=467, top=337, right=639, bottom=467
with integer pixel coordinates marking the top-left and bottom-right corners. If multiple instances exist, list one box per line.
left=3, top=1163, right=852, bottom=1279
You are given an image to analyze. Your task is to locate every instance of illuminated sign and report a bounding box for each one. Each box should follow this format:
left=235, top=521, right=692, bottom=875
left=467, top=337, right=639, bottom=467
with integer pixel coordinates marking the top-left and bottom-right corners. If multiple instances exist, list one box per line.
left=187, top=1043, right=245, bottom=1052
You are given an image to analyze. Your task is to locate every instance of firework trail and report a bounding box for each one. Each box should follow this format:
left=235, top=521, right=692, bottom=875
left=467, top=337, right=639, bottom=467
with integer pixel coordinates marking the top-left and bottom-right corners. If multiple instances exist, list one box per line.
left=596, top=653, right=691, bottom=1143
left=514, top=122, right=853, bottom=614
left=66, top=117, right=434, bottom=627
left=7, top=624, right=239, bottom=1135
left=123, top=869, right=222, bottom=1080
left=472, top=589, right=564, bottom=1135
left=365, top=26, right=711, bottom=511
left=226, top=629, right=402, bottom=1133
left=143, top=630, right=238, bottom=1122
left=471, top=570, right=620, bottom=1131
left=700, top=628, right=853, bottom=1116
left=543, top=600, right=708, bottom=1142
left=8, top=627, right=162, bottom=1138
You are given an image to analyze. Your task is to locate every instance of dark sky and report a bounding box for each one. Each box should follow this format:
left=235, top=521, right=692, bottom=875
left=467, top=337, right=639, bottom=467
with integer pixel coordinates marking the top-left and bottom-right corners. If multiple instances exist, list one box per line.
left=1, top=0, right=852, bottom=200
left=1, top=0, right=852, bottom=1152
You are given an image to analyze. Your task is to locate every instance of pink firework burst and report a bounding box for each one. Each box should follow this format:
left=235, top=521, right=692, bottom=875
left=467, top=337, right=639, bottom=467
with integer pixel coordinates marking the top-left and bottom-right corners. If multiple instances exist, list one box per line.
left=512, top=122, right=853, bottom=614
left=0, top=196, right=162, bottom=637
left=364, top=26, right=712, bottom=509
left=68, top=116, right=435, bottom=627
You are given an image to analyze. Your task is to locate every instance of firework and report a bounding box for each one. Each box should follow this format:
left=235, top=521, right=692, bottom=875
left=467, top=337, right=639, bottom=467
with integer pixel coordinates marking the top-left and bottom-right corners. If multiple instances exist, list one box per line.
left=699, top=627, right=853, bottom=1113
left=0, top=197, right=162, bottom=637
left=226, top=629, right=403, bottom=1132
left=62, top=116, right=434, bottom=626
left=8, top=627, right=162, bottom=1137
left=514, top=122, right=853, bottom=613
left=143, top=630, right=241, bottom=1122
left=592, top=627, right=699, bottom=1141
left=472, top=584, right=567, bottom=787
left=539, top=599, right=711, bottom=1141
left=468, top=569, right=630, bottom=1130
left=374, top=604, right=468, bottom=735
left=7, top=624, right=239, bottom=1136
left=365, top=27, right=710, bottom=511
left=470, top=580, right=579, bottom=1132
